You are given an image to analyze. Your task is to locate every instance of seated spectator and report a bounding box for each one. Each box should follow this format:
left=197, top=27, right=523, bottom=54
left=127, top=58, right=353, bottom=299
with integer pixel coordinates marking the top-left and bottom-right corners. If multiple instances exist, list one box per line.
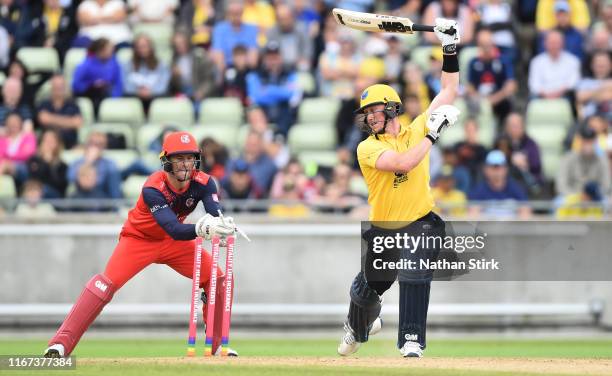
left=0, top=77, right=33, bottom=129
left=401, top=62, right=431, bottom=112
left=148, top=125, right=179, bottom=154
left=15, top=180, right=57, bottom=219
left=37, top=74, right=83, bottom=149
left=176, top=0, right=215, bottom=49
left=424, top=48, right=443, bottom=99
left=199, top=137, right=229, bottom=180
left=528, top=30, right=581, bottom=101
left=0, top=112, right=37, bottom=176
left=335, top=76, right=374, bottom=153
left=210, top=1, right=258, bottom=72
left=494, top=135, right=543, bottom=198
left=383, top=36, right=405, bottom=88
left=226, top=131, right=277, bottom=194
left=5, top=59, right=37, bottom=109
left=569, top=115, right=609, bottom=154
left=440, top=147, right=471, bottom=193
left=220, top=159, right=261, bottom=199
left=431, top=164, right=467, bottom=217
left=128, top=0, right=177, bottom=24
left=0, top=0, right=26, bottom=48
left=293, top=0, right=321, bottom=38
left=309, top=163, right=364, bottom=212
left=576, top=51, right=611, bottom=122
left=24, top=130, right=68, bottom=198
left=467, top=28, right=517, bottom=126
left=556, top=181, right=605, bottom=218
left=536, top=0, right=590, bottom=33
left=67, top=131, right=122, bottom=199
left=502, top=112, right=543, bottom=182
left=169, top=31, right=218, bottom=102
left=72, top=38, right=123, bottom=115
left=26, top=0, right=78, bottom=60
left=475, top=0, right=517, bottom=63
left=270, top=157, right=314, bottom=200
left=536, top=1, right=584, bottom=61
left=468, top=150, right=531, bottom=218
left=222, top=45, right=251, bottom=106
left=123, top=34, right=171, bottom=113
left=242, top=0, right=276, bottom=47
left=246, top=42, right=301, bottom=137
left=454, top=118, right=488, bottom=183
left=267, top=4, right=313, bottom=71
left=422, top=0, right=475, bottom=46
left=319, top=34, right=360, bottom=99
left=556, top=127, right=610, bottom=197
left=74, top=0, right=132, bottom=48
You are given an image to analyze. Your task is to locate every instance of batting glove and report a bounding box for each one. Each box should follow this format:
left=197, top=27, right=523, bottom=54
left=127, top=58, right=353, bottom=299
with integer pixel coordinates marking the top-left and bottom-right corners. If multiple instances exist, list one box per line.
left=434, top=18, right=460, bottom=54
left=426, top=105, right=460, bottom=143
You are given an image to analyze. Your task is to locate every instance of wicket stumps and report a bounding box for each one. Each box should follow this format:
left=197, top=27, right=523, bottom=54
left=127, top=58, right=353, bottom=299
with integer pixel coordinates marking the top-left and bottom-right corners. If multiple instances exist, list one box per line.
left=186, top=235, right=235, bottom=357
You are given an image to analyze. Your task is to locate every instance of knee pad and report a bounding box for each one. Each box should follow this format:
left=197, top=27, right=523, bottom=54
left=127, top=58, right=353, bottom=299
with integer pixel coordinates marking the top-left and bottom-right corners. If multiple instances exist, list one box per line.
left=347, top=272, right=381, bottom=343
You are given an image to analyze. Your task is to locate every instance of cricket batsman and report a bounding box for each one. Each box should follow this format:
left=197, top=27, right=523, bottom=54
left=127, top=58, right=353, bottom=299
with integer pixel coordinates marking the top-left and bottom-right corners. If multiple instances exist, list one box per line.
left=337, top=18, right=461, bottom=358
left=44, top=131, right=239, bottom=357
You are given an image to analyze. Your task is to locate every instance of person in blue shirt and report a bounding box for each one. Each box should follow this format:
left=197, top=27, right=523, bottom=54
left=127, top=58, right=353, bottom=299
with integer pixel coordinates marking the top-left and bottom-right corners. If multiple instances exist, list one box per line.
left=469, top=150, right=532, bottom=218
left=246, top=41, right=301, bottom=137
left=72, top=38, right=123, bottom=116
left=226, top=131, right=277, bottom=195
left=210, top=1, right=258, bottom=72
left=536, top=2, right=584, bottom=61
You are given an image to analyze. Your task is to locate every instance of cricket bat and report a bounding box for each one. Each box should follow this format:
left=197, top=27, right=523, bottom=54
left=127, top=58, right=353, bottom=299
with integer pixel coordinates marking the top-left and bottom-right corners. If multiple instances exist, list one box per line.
left=332, top=8, right=455, bottom=35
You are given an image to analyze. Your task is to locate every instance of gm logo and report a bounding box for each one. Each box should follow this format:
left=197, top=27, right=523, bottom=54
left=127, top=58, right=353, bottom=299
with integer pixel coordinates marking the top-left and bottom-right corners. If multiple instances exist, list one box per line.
left=361, top=90, right=368, bottom=100
left=95, top=280, right=108, bottom=292
left=378, top=21, right=410, bottom=33
left=404, top=334, right=418, bottom=341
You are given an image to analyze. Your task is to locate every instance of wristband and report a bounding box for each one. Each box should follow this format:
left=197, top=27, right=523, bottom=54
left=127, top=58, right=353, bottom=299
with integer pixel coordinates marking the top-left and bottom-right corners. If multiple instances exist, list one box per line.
left=426, top=134, right=437, bottom=144
left=442, top=52, right=459, bottom=73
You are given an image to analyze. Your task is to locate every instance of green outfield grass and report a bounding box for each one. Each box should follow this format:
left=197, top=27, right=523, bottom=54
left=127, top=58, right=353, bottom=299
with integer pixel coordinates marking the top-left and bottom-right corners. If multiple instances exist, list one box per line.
left=0, top=338, right=611, bottom=376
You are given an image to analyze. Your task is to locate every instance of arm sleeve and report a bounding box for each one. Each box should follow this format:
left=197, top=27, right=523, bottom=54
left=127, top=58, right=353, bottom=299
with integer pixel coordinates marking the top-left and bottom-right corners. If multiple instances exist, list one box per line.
left=199, top=178, right=222, bottom=215
left=142, top=187, right=197, bottom=240
left=356, top=139, right=390, bottom=169
left=111, top=58, right=123, bottom=97
left=71, top=62, right=90, bottom=94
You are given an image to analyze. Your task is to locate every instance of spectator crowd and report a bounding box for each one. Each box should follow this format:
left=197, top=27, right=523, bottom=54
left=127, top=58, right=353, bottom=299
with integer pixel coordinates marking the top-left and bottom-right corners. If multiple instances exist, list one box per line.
left=0, top=0, right=610, bottom=218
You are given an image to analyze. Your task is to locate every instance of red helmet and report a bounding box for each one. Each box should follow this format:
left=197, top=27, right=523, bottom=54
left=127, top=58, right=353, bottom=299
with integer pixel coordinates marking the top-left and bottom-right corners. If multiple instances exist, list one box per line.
left=159, top=131, right=200, bottom=158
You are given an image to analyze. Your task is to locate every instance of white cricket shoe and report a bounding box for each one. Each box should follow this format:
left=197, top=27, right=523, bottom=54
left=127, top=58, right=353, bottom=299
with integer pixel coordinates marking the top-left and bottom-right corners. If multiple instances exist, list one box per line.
left=43, top=344, right=65, bottom=358
left=399, top=341, right=423, bottom=358
left=214, top=346, right=238, bottom=357
left=337, top=323, right=361, bottom=356
left=369, top=317, right=383, bottom=336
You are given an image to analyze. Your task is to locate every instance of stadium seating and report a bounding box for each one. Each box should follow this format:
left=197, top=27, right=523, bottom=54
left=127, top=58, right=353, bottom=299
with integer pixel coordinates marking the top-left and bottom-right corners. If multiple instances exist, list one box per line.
left=288, top=123, right=337, bottom=152
left=529, top=124, right=565, bottom=179
left=34, top=79, right=52, bottom=105
left=116, top=47, right=173, bottom=68
left=60, top=149, right=84, bottom=166
left=79, top=123, right=136, bottom=149
left=149, top=97, right=194, bottom=127
left=122, top=175, right=149, bottom=199
left=298, top=150, right=338, bottom=168
left=77, top=97, right=95, bottom=127
left=526, top=99, right=573, bottom=128
left=132, top=22, right=174, bottom=52
left=98, top=98, right=146, bottom=126
left=137, top=124, right=165, bottom=154
left=297, top=71, right=317, bottom=96
left=16, top=47, right=60, bottom=73
left=0, top=175, right=16, bottom=199
left=297, top=97, right=341, bottom=125
left=198, top=98, right=243, bottom=127
left=409, top=46, right=433, bottom=72
left=190, top=124, right=238, bottom=150
left=103, top=149, right=140, bottom=170
left=63, top=48, right=86, bottom=89
left=458, top=46, right=478, bottom=82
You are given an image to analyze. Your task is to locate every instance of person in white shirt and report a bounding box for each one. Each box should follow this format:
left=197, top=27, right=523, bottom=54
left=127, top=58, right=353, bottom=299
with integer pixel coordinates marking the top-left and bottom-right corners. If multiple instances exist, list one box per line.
left=75, top=0, right=132, bottom=47
left=528, top=30, right=581, bottom=99
left=128, top=0, right=178, bottom=24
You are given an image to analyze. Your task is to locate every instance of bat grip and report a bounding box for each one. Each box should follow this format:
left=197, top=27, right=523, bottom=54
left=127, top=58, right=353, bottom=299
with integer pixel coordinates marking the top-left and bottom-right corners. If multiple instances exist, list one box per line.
left=412, top=24, right=456, bottom=35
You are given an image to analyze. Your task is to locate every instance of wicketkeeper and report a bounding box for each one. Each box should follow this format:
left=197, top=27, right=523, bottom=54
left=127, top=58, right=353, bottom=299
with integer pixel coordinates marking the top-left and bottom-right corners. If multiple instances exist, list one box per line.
left=338, top=18, right=461, bottom=357
left=44, top=131, right=239, bottom=357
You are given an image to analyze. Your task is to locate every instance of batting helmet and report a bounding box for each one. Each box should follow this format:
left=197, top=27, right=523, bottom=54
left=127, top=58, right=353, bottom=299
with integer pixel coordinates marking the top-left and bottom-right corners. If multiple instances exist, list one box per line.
left=159, top=131, right=201, bottom=173
left=355, top=84, right=404, bottom=119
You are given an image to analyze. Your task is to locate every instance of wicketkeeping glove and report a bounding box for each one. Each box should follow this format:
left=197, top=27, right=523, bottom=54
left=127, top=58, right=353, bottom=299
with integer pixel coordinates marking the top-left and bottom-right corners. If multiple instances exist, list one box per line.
left=195, top=213, right=235, bottom=240
left=426, top=105, right=460, bottom=143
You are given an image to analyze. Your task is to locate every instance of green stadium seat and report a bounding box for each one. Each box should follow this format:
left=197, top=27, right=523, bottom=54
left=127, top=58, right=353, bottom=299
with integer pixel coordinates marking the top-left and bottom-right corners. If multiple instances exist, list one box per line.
left=199, top=97, right=243, bottom=127
left=0, top=71, right=5, bottom=86
left=149, top=97, right=194, bottom=127
left=142, top=152, right=162, bottom=171
left=0, top=175, right=16, bottom=199
left=297, top=71, right=316, bottom=95
left=60, top=149, right=84, bottom=165
left=526, top=99, right=573, bottom=128
left=63, top=48, right=86, bottom=89
left=117, top=47, right=172, bottom=68
left=137, top=124, right=165, bottom=154
left=541, top=152, right=562, bottom=180
left=99, top=98, right=145, bottom=126
left=17, top=47, right=60, bottom=73
left=438, top=120, right=465, bottom=147
left=77, top=97, right=94, bottom=127
left=298, top=150, right=338, bottom=168
left=132, top=22, right=174, bottom=52
left=79, top=123, right=135, bottom=149
left=122, top=175, right=149, bottom=199
left=458, top=46, right=478, bottom=82
left=190, top=124, right=238, bottom=149
left=409, top=46, right=434, bottom=72
left=288, top=123, right=337, bottom=152
left=297, top=97, right=341, bottom=124
left=103, top=149, right=140, bottom=170
left=528, top=124, right=565, bottom=180
left=34, top=79, right=52, bottom=105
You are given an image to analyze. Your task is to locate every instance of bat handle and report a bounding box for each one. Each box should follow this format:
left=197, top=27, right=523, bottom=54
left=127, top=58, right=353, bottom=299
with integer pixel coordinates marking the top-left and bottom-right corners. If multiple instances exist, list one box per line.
left=412, top=24, right=456, bottom=36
